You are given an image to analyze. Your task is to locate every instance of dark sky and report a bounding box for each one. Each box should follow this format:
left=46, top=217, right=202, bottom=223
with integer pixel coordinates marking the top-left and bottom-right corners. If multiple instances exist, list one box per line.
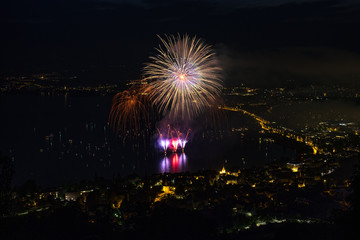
left=2, top=0, right=360, bottom=86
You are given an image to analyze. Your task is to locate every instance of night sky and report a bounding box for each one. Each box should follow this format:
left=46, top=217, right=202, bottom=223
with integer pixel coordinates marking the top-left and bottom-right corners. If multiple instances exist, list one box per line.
left=2, top=0, right=360, bottom=86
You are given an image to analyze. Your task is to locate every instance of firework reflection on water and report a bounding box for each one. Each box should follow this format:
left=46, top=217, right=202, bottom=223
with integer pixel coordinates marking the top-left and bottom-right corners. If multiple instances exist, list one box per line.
left=159, top=153, right=188, bottom=173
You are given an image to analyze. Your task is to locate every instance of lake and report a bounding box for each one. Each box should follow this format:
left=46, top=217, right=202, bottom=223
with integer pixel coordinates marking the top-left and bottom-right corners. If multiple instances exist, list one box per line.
left=0, top=94, right=298, bottom=187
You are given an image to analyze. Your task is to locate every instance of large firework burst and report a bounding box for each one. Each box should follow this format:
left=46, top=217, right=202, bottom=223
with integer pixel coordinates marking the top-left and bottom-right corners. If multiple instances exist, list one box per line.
left=144, top=34, right=222, bottom=120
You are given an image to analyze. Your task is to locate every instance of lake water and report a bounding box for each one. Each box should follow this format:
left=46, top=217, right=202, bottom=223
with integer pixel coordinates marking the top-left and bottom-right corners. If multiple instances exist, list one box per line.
left=0, top=94, right=297, bottom=187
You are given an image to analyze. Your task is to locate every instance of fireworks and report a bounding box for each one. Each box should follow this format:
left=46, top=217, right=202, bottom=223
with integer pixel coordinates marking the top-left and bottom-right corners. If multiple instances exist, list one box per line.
left=157, top=125, right=190, bottom=153
left=160, top=139, right=170, bottom=151
left=110, top=34, right=223, bottom=155
left=144, top=34, right=222, bottom=120
left=109, top=86, right=147, bottom=133
left=178, top=139, right=187, bottom=149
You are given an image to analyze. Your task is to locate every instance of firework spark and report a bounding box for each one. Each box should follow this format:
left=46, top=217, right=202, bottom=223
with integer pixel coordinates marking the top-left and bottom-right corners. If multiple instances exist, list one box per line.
left=144, top=34, right=222, bottom=120
left=109, top=86, right=147, bottom=133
